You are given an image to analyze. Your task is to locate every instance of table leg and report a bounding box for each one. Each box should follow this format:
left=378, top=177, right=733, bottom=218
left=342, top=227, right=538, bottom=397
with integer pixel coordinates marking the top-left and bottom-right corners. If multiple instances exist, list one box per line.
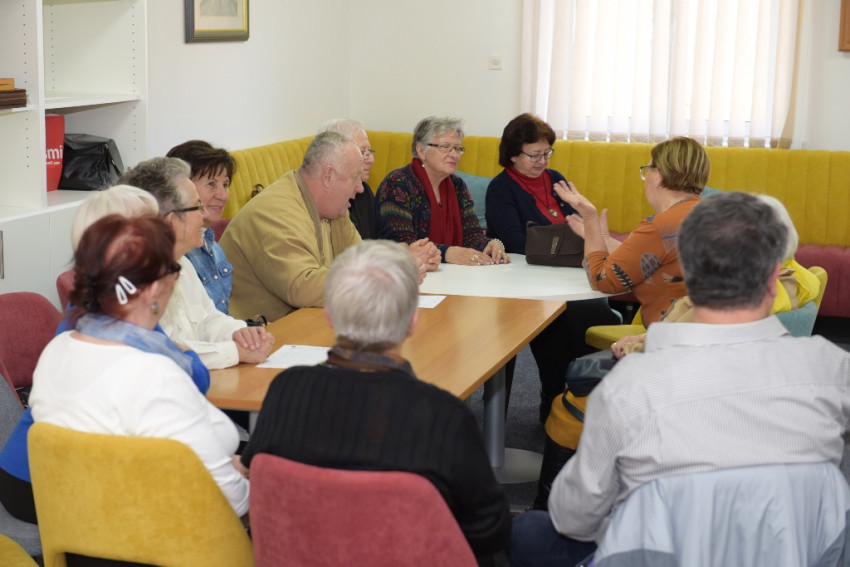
left=484, top=364, right=544, bottom=484
left=249, top=410, right=259, bottom=432
left=483, top=366, right=506, bottom=468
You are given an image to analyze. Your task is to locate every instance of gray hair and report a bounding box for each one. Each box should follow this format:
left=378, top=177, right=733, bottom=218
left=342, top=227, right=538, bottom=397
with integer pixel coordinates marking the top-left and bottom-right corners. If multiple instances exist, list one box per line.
left=300, top=131, right=358, bottom=177
left=412, top=116, right=464, bottom=156
left=319, top=118, right=365, bottom=140
left=678, top=191, right=788, bottom=310
left=70, top=185, right=159, bottom=250
left=325, top=240, right=419, bottom=350
left=756, top=194, right=799, bottom=261
left=117, top=157, right=192, bottom=216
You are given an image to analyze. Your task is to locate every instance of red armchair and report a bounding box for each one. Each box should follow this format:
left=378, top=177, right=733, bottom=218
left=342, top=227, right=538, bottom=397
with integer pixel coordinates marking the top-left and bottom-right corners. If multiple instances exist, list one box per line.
left=249, top=454, right=478, bottom=567
left=0, top=292, right=62, bottom=391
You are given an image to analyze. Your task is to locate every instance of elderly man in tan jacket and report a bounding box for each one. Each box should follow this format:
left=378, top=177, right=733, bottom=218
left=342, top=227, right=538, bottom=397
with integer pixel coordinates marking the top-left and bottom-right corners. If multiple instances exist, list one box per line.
left=221, top=131, right=364, bottom=321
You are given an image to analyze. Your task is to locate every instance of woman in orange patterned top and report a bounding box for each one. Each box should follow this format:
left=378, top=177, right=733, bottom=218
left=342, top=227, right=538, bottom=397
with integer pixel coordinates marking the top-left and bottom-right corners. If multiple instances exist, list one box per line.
left=556, top=137, right=710, bottom=325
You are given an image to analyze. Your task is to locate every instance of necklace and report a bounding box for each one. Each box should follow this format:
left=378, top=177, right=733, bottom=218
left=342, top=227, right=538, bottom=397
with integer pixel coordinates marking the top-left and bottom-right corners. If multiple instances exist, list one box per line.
left=509, top=168, right=560, bottom=218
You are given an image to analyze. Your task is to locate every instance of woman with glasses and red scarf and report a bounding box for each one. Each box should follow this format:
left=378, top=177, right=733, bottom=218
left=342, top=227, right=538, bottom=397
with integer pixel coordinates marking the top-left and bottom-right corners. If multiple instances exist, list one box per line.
left=376, top=116, right=510, bottom=266
left=485, top=114, right=622, bottom=425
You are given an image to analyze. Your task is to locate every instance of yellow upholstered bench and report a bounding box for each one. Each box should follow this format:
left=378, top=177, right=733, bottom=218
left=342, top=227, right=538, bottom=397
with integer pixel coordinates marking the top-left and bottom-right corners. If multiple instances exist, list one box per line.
left=226, top=134, right=850, bottom=317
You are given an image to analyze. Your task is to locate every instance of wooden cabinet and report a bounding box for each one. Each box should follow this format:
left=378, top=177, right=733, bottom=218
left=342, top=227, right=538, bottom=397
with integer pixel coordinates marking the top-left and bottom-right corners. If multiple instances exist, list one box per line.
left=0, top=0, right=147, bottom=306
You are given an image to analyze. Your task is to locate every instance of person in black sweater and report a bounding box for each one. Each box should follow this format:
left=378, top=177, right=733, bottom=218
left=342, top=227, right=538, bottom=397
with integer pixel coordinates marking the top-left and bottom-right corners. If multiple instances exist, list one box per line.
left=240, top=240, right=511, bottom=566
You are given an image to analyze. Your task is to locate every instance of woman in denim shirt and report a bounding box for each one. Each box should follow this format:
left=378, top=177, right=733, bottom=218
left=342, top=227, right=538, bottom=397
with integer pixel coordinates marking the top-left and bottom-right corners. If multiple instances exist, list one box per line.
left=167, top=140, right=236, bottom=315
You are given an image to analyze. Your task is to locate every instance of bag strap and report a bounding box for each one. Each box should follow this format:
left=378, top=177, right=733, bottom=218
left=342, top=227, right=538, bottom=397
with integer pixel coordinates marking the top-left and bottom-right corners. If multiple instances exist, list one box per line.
left=107, top=153, right=122, bottom=176
left=561, top=391, right=585, bottom=422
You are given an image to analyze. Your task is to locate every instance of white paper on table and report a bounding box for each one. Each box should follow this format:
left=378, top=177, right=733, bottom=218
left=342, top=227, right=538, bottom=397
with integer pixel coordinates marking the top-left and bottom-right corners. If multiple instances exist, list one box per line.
left=418, top=295, right=445, bottom=308
left=258, top=344, right=329, bottom=369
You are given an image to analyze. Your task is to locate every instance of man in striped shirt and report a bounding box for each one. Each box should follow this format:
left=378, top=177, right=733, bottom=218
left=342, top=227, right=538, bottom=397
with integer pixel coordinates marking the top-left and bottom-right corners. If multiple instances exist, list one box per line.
left=510, top=191, right=850, bottom=566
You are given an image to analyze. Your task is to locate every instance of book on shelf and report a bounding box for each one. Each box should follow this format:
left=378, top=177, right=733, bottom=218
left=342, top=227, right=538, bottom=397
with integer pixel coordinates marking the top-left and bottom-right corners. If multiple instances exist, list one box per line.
left=0, top=78, right=15, bottom=91
left=0, top=88, right=26, bottom=97
left=0, top=88, right=27, bottom=109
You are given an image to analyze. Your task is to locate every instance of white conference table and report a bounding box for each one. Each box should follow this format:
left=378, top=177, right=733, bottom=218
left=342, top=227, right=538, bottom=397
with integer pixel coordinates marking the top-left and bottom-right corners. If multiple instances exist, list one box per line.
left=421, top=253, right=612, bottom=482
left=420, top=253, right=609, bottom=301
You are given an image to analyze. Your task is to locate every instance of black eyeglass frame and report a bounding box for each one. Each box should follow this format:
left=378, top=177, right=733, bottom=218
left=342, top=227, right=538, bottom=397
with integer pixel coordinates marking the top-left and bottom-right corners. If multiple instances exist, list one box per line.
left=170, top=200, right=205, bottom=215
left=164, top=261, right=182, bottom=276
left=520, top=148, right=555, bottom=161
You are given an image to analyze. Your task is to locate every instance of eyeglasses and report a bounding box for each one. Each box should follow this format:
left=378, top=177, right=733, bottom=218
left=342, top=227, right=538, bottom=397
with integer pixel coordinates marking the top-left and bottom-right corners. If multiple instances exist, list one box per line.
left=520, top=149, right=555, bottom=162
left=427, top=143, right=466, bottom=155
left=639, top=165, right=657, bottom=181
left=360, top=149, right=375, bottom=159
left=171, top=200, right=205, bottom=214
left=163, top=261, right=182, bottom=278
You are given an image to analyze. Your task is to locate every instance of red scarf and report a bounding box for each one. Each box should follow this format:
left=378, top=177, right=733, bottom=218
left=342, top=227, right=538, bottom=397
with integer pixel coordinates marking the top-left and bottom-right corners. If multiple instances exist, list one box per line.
left=506, top=167, right=566, bottom=224
left=412, top=158, right=464, bottom=246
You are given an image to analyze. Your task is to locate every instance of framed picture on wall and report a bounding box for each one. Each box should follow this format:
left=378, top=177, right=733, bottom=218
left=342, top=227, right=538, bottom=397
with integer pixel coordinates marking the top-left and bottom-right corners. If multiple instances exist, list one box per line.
left=841, top=0, right=850, bottom=51
left=185, top=0, right=249, bottom=43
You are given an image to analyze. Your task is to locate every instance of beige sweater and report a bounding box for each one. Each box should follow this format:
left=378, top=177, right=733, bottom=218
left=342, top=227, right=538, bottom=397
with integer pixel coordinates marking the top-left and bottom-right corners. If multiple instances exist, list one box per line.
left=220, top=170, right=361, bottom=321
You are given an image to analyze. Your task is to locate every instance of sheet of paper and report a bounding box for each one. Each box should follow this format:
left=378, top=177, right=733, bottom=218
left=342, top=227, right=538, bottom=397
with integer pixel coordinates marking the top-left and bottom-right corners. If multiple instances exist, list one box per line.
left=258, top=344, right=328, bottom=369
left=418, top=295, right=445, bottom=308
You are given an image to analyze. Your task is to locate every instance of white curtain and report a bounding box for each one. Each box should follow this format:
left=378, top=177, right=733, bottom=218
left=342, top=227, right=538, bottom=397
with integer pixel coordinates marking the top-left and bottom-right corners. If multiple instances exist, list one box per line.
left=521, top=0, right=803, bottom=147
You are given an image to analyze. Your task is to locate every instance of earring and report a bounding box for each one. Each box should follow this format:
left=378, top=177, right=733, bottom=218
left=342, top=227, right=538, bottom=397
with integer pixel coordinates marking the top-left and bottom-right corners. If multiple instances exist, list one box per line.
left=151, top=301, right=159, bottom=315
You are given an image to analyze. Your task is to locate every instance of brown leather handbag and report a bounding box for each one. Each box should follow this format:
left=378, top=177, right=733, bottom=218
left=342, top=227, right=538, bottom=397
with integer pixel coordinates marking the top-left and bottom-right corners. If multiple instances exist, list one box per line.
left=524, top=221, right=585, bottom=267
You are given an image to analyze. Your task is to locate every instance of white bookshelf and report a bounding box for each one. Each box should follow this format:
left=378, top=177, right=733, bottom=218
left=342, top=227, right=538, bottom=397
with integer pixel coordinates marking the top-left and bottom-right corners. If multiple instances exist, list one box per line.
left=0, top=0, right=147, bottom=304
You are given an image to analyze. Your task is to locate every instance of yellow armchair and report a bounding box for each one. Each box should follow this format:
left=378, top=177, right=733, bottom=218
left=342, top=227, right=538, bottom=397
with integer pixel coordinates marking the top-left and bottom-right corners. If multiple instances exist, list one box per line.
left=0, top=534, right=38, bottom=567
left=585, top=308, right=644, bottom=351
left=28, top=422, right=254, bottom=567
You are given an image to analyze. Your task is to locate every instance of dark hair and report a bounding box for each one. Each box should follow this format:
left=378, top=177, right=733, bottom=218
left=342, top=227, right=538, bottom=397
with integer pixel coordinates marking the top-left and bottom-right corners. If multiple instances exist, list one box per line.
left=498, top=113, right=556, bottom=168
left=67, top=214, right=178, bottom=323
left=678, top=192, right=787, bottom=310
left=166, top=140, right=236, bottom=181
left=650, top=137, right=710, bottom=195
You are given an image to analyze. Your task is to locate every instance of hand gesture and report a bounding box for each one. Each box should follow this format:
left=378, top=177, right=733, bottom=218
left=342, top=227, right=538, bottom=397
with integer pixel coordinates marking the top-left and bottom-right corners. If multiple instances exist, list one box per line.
left=553, top=180, right=598, bottom=218
left=567, top=208, right=610, bottom=239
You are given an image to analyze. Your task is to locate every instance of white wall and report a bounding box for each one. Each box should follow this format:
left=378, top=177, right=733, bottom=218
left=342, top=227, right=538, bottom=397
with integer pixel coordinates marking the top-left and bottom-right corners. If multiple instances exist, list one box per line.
left=348, top=0, right=522, bottom=137
left=146, top=1, right=352, bottom=155
left=146, top=0, right=850, bottom=155
left=797, top=0, right=850, bottom=150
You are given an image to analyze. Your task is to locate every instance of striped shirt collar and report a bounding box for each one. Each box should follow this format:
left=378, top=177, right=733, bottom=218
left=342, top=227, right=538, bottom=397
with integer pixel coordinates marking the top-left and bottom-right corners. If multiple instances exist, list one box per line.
left=645, top=315, right=790, bottom=352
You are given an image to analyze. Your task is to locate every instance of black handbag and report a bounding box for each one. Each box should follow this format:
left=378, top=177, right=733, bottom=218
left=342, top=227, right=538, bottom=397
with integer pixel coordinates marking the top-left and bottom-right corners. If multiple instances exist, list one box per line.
left=564, top=348, right=618, bottom=399
left=58, top=134, right=125, bottom=190
left=561, top=350, right=618, bottom=422
left=524, top=221, right=585, bottom=267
